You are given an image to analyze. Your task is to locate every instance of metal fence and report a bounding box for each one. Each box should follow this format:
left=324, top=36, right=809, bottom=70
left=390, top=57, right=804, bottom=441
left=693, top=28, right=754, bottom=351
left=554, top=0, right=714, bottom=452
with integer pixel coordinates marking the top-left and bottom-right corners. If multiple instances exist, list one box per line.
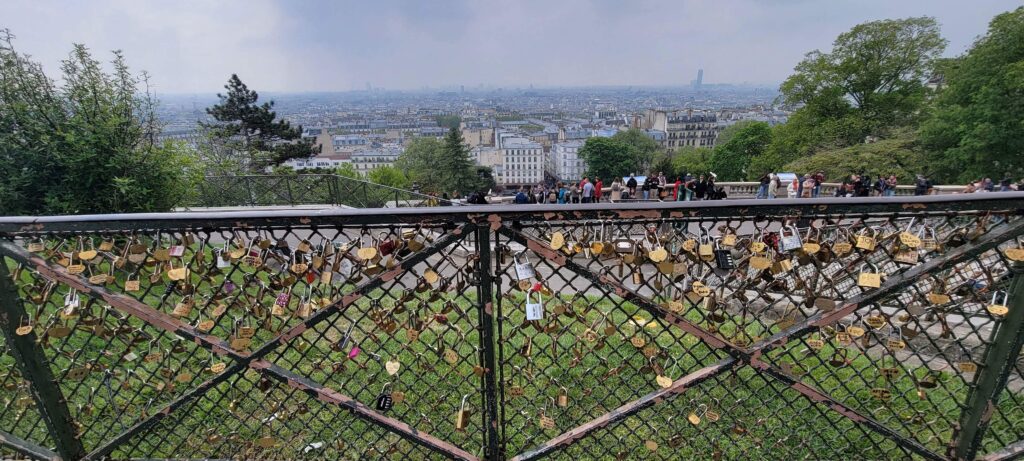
left=0, top=194, right=1023, bottom=460
left=194, top=175, right=456, bottom=208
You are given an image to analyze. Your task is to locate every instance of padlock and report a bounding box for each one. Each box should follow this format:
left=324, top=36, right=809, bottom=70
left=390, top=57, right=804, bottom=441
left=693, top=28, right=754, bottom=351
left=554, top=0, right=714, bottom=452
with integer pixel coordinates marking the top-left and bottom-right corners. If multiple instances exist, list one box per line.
left=857, top=263, right=883, bottom=288
left=713, top=239, right=735, bottom=270
left=513, top=252, right=535, bottom=281
left=455, top=394, right=471, bottom=431
left=525, top=291, right=544, bottom=321
left=613, top=233, right=635, bottom=254
left=778, top=225, right=802, bottom=252
left=988, top=291, right=1009, bottom=317
left=894, top=248, right=920, bottom=265
left=698, top=232, right=714, bottom=260
left=855, top=227, right=878, bottom=251
left=557, top=387, right=569, bottom=407
left=376, top=383, right=394, bottom=411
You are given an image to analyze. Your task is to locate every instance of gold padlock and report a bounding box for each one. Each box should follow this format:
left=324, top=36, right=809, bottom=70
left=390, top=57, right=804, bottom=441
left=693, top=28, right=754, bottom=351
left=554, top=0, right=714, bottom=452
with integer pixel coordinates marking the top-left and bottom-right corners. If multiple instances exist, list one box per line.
left=988, top=291, right=1009, bottom=317
left=557, top=387, right=569, bottom=407
left=857, top=264, right=882, bottom=288
left=855, top=227, right=877, bottom=251
left=455, top=394, right=471, bottom=431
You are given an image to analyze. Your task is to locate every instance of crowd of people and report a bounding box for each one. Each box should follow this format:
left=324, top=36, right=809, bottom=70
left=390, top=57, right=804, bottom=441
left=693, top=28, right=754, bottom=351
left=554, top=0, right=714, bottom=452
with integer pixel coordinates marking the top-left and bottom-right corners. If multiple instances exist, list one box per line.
left=494, top=171, right=1024, bottom=206
left=511, top=172, right=729, bottom=204
left=754, top=171, right=1024, bottom=199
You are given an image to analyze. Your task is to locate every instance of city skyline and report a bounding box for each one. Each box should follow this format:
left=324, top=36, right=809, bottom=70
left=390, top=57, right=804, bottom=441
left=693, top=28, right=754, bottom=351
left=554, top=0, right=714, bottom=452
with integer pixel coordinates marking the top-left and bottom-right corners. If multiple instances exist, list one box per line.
left=1, top=0, right=1019, bottom=93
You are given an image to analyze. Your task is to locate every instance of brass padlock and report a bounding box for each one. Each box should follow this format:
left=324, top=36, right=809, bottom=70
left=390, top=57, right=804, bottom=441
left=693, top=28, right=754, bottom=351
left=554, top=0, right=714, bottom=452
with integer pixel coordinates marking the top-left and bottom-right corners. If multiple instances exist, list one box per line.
left=855, top=227, right=878, bottom=251
left=857, top=263, right=883, bottom=288
left=988, top=291, right=1009, bottom=317
left=557, top=387, right=569, bottom=407
left=455, top=394, right=471, bottom=431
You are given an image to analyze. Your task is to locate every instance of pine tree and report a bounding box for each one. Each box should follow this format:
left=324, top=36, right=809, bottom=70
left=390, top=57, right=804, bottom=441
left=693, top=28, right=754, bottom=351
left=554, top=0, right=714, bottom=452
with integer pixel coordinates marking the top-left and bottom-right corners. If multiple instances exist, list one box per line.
left=201, top=74, right=319, bottom=172
left=439, top=126, right=476, bottom=195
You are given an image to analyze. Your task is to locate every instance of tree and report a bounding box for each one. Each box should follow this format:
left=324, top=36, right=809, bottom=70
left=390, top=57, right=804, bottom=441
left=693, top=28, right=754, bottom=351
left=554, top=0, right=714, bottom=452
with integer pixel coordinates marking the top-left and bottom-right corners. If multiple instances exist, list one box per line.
left=434, top=115, right=461, bottom=130
left=768, top=17, right=947, bottom=165
left=671, top=147, right=714, bottom=177
left=395, top=128, right=480, bottom=194
left=611, top=128, right=661, bottom=173
left=708, top=122, right=773, bottom=180
left=0, top=30, right=199, bottom=215
left=579, top=137, right=633, bottom=181
left=201, top=74, right=318, bottom=173
left=920, top=7, right=1024, bottom=183
left=336, top=162, right=360, bottom=179
left=783, top=131, right=928, bottom=183
left=438, top=126, right=478, bottom=195
left=781, top=17, right=946, bottom=130
left=367, top=166, right=411, bottom=190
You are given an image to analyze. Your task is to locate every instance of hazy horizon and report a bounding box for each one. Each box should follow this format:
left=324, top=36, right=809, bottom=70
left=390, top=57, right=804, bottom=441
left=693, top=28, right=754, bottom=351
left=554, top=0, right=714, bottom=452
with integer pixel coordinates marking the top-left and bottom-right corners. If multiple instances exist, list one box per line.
left=2, top=0, right=1019, bottom=93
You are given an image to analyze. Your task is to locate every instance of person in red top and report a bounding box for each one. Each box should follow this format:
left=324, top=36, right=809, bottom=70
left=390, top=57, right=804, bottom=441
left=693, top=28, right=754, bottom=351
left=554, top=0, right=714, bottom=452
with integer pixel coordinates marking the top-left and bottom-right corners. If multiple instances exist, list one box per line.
left=673, top=177, right=682, bottom=200
left=594, top=177, right=603, bottom=203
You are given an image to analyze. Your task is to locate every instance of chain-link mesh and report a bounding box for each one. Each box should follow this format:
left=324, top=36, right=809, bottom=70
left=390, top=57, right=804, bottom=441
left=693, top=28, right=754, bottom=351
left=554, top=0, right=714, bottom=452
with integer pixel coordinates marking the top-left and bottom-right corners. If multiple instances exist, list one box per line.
left=0, top=197, right=1022, bottom=460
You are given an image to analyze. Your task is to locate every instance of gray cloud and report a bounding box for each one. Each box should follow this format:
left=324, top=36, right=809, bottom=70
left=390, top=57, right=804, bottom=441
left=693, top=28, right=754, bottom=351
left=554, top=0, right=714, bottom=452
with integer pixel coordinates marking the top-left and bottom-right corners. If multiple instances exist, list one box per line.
left=1, top=0, right=1018, bottom=93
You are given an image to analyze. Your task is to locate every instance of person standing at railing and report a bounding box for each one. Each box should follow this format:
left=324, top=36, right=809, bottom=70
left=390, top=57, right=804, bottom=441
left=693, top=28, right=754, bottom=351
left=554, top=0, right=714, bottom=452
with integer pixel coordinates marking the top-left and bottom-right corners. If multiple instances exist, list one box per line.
left=594, top=177, right=603, bottom=203
left=556, top=182, right=567, bottom=204
left=914, top=174, right=931, bottom=196
left=581, top=177, right=595, bottom=204
left=756, top=173, right=770, bottom=199
left=885, top=175, right=898, bottom=196
left=788, top=177, right=799, bottom=198
left=610, top=178, right=622, bottom=202
left=695, top=174, right=709, bottom=200
left=801, top=174, right=815, bottom=198
left=626, top=174, right=637, bottom=198
left=641, top=175, right=653, bottom=200
left=813, top=171, right=825, bottom=198
left=569, top=182, right=580, bottom=204
left=767, top=173, right=779, bottom=199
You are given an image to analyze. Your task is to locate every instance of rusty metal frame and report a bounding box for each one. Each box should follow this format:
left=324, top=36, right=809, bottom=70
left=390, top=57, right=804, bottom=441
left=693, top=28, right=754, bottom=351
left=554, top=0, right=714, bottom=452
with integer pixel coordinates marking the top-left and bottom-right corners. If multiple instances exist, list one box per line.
left=0, top=429, right=60, bottom=461
left=1, top=194, right=1024, bottom=460
left=0, top=225, right=480, bottom=461
left=0, top=259, right=86, bottom=461
left=492, top=215, right=1024, bottom=461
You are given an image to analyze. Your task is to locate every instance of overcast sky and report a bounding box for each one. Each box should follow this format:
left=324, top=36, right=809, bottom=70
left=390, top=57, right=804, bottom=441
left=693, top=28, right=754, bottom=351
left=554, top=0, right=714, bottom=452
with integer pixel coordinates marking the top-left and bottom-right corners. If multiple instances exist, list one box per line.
left=1, top=0, right=1018, bottom=93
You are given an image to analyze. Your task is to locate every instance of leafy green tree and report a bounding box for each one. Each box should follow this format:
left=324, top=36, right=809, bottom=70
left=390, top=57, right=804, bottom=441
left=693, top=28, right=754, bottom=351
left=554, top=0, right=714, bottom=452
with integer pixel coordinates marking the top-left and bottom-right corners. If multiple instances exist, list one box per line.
left=920, top=7, right=1024, bottom=182
left=0, top=30, right=199, bottom=215
left=781, top=17, right=945, bottom=130
left=671, top=147, right=714, bottom=177
left=434, top=115, right=461, bottom=130
left=580, top=137, right=633, bottom=181
left=201, top=74, right=318, bottom=173
left=611, top=128, right=662, bottom=172
left=395, top=128, right=481, bottom=194
left=336, top=162, right=360, bottom=179
left=768, top=17, right=947, bottom=165
left=783, top=131, right=928, bottom=183
left=367, top=166, right=412, bottom=190
left=708, top=122, right=772, bottom=180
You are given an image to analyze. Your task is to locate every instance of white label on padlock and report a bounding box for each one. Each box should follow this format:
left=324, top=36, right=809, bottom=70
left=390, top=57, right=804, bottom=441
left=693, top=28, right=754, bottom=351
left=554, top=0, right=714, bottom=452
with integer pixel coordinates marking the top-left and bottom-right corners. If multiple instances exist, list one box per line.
left=526, top=299, right=544, bottom=320
left=217, top=250, right=232, bottom=268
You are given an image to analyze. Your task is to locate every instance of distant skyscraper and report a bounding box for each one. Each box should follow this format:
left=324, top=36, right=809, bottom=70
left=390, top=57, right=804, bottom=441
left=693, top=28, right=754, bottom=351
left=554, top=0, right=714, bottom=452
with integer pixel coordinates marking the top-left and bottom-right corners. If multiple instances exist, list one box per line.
left=692, top=69, right=704, bottom=90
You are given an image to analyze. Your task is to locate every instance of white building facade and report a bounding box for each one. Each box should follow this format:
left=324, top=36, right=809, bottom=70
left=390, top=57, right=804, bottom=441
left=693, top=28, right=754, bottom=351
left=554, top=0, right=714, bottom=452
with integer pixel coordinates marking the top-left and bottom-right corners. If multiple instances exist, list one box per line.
left=549, top=141, right=586, bottom=182
left=499, top=137, right=544, bottom=187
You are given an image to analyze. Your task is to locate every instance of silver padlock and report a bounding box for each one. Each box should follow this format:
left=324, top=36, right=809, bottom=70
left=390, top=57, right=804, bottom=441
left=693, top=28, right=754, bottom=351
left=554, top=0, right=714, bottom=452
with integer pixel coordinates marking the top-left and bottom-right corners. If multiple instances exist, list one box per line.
left=778, top=225, right=802, bottom=252
left=514, top=252, right=535, bottom=281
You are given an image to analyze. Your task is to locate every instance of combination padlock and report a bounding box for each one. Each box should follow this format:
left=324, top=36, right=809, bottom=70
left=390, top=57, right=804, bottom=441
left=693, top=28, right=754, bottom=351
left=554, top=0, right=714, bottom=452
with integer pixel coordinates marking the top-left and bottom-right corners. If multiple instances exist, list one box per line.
left=713, top=239, right=735, bottom=270
left=376, top=383, right=394, bottom=411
